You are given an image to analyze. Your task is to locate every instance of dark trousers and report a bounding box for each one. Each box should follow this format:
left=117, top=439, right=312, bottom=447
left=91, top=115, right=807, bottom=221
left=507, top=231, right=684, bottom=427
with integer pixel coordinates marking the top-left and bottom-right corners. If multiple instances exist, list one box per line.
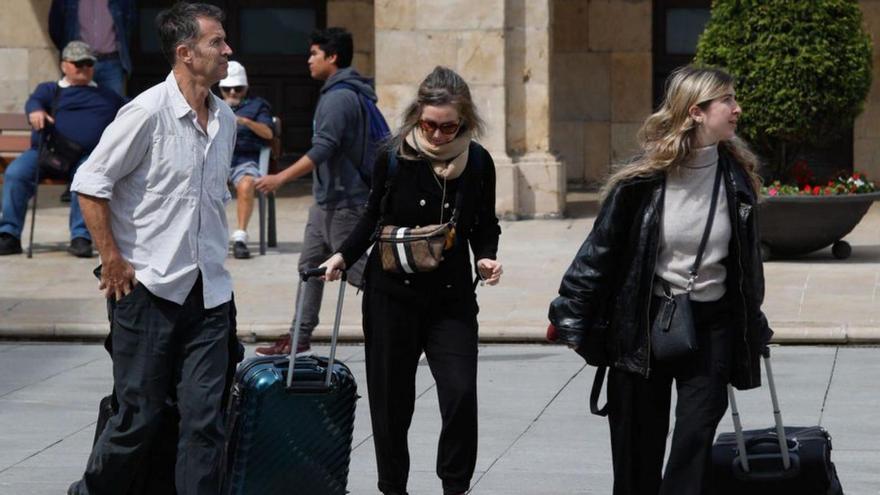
left=70, top=277, right=230, bottom=495
left=607, top=296, right=734, bottom=495
left=363, top=289, right=479, bottom=495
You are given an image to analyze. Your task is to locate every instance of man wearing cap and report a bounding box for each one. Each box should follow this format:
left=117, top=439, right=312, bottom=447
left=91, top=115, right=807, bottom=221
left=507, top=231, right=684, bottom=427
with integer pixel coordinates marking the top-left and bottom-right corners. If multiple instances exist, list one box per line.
left=0, top=41, right=124, bottom=257
left=218, top=61, right=274, bottom=259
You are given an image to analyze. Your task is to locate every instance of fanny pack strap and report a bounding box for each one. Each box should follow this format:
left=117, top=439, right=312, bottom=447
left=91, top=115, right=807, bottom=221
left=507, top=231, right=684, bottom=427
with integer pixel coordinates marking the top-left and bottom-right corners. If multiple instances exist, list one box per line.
left=377, top=147, right=471, bottom=234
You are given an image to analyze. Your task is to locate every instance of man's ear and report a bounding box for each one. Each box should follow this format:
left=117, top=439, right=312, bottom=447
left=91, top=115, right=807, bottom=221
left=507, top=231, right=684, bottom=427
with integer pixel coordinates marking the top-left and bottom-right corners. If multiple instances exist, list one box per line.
left=327, top=52, right=338, bottom=67
left=175, top=43, right=192, bottom=65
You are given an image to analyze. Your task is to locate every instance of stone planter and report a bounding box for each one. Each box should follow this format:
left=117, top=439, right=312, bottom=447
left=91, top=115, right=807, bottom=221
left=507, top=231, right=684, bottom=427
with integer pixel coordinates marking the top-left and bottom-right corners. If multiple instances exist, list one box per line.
left=757, top=191, right=880, bottom=260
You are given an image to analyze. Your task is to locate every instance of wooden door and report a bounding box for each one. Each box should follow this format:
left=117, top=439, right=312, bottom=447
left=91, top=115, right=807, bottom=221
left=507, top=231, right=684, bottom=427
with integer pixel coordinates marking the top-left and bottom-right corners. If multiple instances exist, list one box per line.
left=129, top=0, right=326, bottom=161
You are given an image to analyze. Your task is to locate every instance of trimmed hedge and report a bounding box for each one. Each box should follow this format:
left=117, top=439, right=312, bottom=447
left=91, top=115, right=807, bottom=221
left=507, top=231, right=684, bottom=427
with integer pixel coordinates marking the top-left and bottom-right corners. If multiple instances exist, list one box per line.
left=695, top=0, right=872, bottom=174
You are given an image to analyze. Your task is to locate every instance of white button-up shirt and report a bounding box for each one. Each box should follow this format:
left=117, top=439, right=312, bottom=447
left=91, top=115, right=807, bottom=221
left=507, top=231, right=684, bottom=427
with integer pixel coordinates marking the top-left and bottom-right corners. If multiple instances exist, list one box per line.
left=72, top=72, right=235, bottom=309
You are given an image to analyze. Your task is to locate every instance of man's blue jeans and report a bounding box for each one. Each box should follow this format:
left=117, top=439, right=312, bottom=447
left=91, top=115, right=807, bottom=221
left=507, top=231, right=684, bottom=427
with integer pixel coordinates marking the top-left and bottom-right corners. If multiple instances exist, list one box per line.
left=0, top=149, right=90, bottom=241
left=94, top=58, right=126, bottom=97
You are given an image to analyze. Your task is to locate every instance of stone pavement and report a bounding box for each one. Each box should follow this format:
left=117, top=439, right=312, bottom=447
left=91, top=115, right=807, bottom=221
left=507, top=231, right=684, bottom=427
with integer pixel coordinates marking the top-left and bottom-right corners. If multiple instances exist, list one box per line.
left=0, top=342, right=877, bottom=494
left=1, top=182, right=880, bottom=343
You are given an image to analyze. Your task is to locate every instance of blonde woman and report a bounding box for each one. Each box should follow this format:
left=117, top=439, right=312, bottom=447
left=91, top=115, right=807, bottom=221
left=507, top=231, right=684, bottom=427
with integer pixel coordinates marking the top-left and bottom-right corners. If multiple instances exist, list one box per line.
left=549, top=66, right=772, bottom=495
left=321, top=66, right=502, bottom=495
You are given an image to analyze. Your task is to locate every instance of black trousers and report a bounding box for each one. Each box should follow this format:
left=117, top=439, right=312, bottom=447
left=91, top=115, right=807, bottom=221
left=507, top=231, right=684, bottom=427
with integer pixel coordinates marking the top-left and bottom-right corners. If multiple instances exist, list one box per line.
left=363, top=288, right=479, bottom=495
left=607, top=295, right=734, bottom=495
left=70, top=277, right=230, bottom=495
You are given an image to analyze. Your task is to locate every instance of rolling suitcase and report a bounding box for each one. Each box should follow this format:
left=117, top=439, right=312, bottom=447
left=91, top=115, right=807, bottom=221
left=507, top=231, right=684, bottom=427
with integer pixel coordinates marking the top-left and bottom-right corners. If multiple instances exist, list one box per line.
left=223, top=268, right=358, bottom=495
left=711, top=349, right=843, bottom=494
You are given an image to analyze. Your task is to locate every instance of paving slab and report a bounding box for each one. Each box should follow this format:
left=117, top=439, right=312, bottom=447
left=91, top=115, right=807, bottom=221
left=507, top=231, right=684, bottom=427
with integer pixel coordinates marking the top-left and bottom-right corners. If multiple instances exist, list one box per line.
left=0, top=343, right=877, bottom=495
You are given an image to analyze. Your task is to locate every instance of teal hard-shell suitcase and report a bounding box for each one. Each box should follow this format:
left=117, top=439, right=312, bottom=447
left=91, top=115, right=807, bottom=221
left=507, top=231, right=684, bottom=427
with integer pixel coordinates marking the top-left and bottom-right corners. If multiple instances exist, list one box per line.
left=223, top=269, right=358, bottom=495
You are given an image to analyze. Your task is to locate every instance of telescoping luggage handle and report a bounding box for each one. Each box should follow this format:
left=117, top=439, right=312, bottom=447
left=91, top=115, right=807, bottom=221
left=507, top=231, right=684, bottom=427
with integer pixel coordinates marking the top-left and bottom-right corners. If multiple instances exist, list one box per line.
left=727, top=347, right=791, bottom=473
left=286, top=267, right=346, bottom=389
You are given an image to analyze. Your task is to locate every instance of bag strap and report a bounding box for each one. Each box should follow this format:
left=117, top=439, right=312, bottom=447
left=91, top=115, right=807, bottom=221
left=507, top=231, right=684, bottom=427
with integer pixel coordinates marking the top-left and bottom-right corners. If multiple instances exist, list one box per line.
left=377, top=144, right=477, bottom=230
left=684, top=163, right=723, bottom=292
left=49, top=83, right=62, bottom=117
left=589, top=366, right=608, bottom=416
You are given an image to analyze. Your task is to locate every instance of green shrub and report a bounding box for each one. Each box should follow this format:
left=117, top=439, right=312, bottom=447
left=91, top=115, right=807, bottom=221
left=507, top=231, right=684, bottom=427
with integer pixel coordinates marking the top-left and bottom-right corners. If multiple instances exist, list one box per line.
left=695, top=0, right=872, bottom=178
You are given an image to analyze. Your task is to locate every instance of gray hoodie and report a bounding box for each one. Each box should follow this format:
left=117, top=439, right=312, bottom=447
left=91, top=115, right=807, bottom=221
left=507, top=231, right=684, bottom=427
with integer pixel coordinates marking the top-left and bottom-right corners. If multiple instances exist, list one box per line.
left=305, top=67, right=376, bottom=209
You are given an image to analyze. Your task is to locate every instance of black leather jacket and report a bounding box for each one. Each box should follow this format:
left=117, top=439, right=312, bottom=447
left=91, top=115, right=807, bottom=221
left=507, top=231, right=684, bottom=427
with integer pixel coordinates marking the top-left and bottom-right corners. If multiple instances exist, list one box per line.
left=549, top=148, right=772, bottom=390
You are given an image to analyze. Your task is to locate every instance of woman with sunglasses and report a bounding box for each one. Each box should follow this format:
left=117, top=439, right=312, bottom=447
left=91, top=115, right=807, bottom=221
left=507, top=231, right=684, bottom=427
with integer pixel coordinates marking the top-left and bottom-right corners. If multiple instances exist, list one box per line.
left=320, top=66, right=502, bottom=495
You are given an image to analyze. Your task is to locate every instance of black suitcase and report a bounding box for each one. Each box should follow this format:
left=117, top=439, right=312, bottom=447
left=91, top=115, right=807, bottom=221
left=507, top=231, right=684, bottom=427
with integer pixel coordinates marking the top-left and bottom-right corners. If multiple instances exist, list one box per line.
left=711, top=350, right=843, bottom=494
left=223, top=268, right=358, bottom=495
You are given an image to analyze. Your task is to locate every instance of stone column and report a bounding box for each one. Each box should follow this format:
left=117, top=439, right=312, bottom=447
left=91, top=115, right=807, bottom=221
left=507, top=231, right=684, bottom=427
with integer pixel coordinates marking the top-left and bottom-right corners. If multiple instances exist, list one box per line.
left=374, top=0, right=565, bottom=218
left=506, top=0, right=564, bottom=217
left=328, top=0, right=375, bottom=76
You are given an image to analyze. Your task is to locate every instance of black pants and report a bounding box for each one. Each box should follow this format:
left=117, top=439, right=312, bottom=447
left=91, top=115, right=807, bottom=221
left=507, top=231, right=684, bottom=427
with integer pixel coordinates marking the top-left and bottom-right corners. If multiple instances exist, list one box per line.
left=70, top=277, right=230, bottom=495
left=607, top=296, right=734, bottom=495
left=363, top=288, right=479, bottom=495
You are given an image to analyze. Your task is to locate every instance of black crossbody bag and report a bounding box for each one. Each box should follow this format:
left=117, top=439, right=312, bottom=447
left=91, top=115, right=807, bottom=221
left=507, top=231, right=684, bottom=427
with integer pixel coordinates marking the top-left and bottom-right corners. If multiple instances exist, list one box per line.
left=650, top=163, right=723, bottom=361
left=37, top=84, right=85, bottom=180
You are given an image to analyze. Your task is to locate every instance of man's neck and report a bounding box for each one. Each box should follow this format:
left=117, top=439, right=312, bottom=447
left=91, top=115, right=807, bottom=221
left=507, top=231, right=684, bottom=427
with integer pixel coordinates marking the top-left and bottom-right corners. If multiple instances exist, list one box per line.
left=173, top=68, right=212, bottom=114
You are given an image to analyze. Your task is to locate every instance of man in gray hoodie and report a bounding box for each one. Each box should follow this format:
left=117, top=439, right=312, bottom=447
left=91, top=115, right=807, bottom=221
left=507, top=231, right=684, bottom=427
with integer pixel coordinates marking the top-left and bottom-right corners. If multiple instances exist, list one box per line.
left=255, top=27, right=373, bottom=356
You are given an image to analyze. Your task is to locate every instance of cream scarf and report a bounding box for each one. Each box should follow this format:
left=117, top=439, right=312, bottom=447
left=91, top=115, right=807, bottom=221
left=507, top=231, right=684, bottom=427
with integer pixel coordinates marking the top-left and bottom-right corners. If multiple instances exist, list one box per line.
left=404, top=128, right=471, bottom=180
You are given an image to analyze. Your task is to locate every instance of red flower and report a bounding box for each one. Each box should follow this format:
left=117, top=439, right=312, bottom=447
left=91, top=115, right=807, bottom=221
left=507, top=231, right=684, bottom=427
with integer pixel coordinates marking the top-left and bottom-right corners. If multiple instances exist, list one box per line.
left=812, top=187, right=820, bottom=196
left=803, top=184, right=812, bottom=194
left=854, top=172, right=862, bottom=180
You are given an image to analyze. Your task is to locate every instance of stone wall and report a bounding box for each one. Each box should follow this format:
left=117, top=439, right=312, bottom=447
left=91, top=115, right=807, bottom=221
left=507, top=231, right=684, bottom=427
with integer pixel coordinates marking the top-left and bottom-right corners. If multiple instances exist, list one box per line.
left=0, top=0, right=58, bottom=113
left=551, top=0, right=652, bottom=187
left=856, top=0, right=880, bottom=181
left=328, top=0, right=375, bottom=76
left=374, top=0, right=564, bottom=217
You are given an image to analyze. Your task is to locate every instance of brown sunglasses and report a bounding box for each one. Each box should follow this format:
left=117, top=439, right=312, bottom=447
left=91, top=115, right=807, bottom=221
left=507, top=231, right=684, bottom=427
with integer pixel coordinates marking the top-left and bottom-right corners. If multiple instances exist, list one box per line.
left=418, top=119, right=461, bottom=136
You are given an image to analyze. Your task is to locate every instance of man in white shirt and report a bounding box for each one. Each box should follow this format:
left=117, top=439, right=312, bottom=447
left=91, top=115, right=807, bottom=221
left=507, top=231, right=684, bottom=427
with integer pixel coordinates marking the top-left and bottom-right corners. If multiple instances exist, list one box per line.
left=68, top=3, right=235, bottom=494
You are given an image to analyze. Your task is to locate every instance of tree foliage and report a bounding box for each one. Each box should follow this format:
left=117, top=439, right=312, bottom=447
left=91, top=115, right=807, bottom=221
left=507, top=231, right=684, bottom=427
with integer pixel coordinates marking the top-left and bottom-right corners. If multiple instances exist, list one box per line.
left=695, top=0, right=872, bottom=174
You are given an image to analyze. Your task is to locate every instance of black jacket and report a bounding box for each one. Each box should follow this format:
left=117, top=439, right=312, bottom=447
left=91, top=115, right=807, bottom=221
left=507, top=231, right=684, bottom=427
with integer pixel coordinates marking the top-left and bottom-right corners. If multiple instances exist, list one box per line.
left=549, top=148, right=772, bottom=390
left=339, top=141, right=501, bottom=305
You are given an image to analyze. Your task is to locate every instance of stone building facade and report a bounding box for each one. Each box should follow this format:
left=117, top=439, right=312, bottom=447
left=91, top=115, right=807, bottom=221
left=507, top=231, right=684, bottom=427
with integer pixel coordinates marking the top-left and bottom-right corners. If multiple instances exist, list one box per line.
left=5, top=0, right=880, bottom=218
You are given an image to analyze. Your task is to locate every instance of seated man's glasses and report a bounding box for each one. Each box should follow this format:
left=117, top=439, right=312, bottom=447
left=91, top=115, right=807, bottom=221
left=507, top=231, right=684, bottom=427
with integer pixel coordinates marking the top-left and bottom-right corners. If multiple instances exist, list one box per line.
left=69, top=60, right=95, bottom=69
left=221, top=86, right=246, bottom=93
left=418, top=119, right=461, bottom=136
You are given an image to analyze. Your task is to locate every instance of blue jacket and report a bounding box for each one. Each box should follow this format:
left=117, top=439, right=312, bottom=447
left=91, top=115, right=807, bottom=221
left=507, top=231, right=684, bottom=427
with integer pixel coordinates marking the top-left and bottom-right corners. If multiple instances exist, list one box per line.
left=49, top=0, right=135, bottom=75
left=26, top=82, right=125, bottom=152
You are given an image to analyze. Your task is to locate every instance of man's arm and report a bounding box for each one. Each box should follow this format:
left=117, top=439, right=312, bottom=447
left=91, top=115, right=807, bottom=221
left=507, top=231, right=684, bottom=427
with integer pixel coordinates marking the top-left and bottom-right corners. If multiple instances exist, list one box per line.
left=78, top=194, right=136, bottom=301
left=25, top=83, right=55, bottom=131
left=237, top=116, right=273, bottom=140
left=254, top=154, right=316, bottom=193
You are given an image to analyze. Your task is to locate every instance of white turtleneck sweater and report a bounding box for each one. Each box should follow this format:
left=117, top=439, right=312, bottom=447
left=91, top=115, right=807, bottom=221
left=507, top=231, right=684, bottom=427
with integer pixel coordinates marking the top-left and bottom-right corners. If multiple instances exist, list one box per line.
left=654, top=144, right=731, bottom=302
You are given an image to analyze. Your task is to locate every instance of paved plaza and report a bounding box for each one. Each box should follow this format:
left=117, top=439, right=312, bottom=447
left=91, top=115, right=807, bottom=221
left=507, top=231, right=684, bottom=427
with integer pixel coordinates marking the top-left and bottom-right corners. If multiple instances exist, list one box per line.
left=2, top=182, right=880, bottom=343
left=0, top=343, right=878, bottom=494
left=1, top=182, right=879, bottom=493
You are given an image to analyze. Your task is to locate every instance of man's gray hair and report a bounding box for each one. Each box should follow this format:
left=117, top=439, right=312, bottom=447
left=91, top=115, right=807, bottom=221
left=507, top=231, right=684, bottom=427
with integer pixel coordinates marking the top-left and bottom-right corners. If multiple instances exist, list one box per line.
left=156, top=2, right=225, bottom=66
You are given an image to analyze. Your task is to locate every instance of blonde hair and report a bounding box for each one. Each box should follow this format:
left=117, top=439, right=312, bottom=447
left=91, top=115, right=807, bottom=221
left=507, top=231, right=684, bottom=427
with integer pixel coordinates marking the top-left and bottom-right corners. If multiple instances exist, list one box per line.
left=600, top=66, right=762, bottom=199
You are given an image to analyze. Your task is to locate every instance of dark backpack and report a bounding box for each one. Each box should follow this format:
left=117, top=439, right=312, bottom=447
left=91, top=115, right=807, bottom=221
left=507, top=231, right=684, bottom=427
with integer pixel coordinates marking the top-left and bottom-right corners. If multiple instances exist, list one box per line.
left=326, top=81, right=391, bottom=186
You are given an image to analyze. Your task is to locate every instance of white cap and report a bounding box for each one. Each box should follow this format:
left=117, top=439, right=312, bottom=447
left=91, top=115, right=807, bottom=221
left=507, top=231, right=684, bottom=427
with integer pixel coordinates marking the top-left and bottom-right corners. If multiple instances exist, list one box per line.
left=219, top=61, right=248, bottom=87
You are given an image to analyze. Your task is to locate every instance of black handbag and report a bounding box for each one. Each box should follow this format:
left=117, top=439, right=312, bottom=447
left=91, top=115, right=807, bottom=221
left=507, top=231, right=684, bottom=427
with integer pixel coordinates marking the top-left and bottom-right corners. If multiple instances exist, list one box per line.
left=37, top=85, right=84, bottom=180
left=650, top=163, right=723, bottom=361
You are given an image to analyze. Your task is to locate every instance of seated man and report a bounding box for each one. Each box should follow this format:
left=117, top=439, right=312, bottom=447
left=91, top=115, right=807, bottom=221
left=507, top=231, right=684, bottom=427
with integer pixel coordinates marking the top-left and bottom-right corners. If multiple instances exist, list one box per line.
left=0, top=41, right=124, bottom=257
left=218, top=61, right=274, bottom=259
